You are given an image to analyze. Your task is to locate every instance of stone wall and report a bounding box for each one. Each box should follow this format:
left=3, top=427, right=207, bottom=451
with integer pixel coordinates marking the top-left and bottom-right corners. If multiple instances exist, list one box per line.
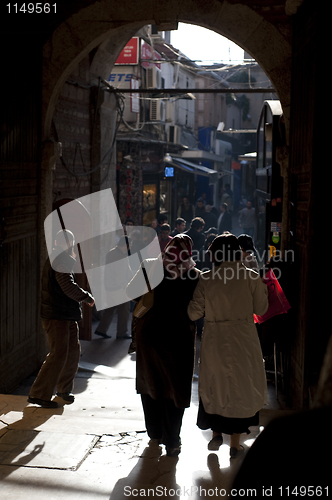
left=288, top=2, right=323, bottom=408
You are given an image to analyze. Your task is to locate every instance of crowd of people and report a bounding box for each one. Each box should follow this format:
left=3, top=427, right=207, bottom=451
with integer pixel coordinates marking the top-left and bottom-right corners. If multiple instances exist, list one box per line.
left=24, top=187, right=331, bottom=492
left=123, top=192, right=266, bottom=459
left=28, top=191, right=268, bottom=465
left=152, top=192, right=258, bottom=273
left=128, top=231, right=268, bottom=459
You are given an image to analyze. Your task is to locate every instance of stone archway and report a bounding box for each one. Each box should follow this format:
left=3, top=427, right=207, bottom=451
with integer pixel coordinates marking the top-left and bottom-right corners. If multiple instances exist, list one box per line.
left=39, top=0, right=299, bottom=390
left=39, top=0, right=296, bottom=325
left=40, top=1, right=295, bottom=262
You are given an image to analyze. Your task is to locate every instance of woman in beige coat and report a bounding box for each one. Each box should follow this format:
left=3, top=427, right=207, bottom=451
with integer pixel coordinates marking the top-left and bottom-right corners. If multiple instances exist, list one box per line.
left=187, top=233, right=268, bottom=458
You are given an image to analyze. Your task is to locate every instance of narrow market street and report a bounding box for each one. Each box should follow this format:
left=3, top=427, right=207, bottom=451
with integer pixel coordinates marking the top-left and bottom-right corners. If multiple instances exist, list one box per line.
left=0, top=313, right=290, bottom=499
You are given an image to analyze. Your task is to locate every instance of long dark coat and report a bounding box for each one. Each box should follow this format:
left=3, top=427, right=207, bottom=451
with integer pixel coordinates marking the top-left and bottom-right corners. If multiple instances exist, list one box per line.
left=134, top=267, right=200, bottom=409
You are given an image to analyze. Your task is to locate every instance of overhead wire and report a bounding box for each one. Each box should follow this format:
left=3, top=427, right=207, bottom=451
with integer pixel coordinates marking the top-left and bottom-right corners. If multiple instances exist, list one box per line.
left=54, top=48, right=274, bottom=182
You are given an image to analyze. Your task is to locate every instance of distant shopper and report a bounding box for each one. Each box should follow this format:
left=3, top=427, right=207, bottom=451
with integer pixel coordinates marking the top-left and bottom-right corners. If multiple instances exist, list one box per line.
left=155, top=214, right=168, bottom=235
left=177, top=196, right=195, bottom=228
left=28, top=230, right=95, bottom=408
left=207, top=199, right=219, bottom=218
left=202, top=205, right=218, bottom=231
left=188, top=233, right=268, bottom=458
left=238, top=201, right=255, bottom=238
left=150, top=219, right=158, bottom=231
left=221, top=183, right=233, bottom=213
left=158, top=223, right=172, bottom=253
left=218, top=203, right=232, bottom=234
left=195, top=192, right=207, bottom=208
left=195, top=198, right=206, bottom=218
left=171, top=217, right=186, bottom=237
left=184, top=217, right=206, bottom=253
left=238, top=234, right=259, bottom=271
left=196, top=233, right=217, bottom=272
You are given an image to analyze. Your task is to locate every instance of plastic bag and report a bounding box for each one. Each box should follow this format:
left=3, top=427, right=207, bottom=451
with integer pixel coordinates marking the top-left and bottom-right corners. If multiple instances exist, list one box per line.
left=254, top=269, right=291, bottom=324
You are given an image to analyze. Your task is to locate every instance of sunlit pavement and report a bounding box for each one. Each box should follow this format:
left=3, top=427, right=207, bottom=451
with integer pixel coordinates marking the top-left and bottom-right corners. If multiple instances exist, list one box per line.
left=0, top=314, right=292, bottom=499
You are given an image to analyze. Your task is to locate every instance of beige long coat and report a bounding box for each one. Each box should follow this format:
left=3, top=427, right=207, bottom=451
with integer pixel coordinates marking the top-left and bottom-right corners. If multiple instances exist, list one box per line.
left=188, top=261, right=269, bottom=419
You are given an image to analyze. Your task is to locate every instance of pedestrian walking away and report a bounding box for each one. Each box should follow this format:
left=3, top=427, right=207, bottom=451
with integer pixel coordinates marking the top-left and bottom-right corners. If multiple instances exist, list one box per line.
left=238, top=233, right=259, bottom=271
left=187, top=233, right=268, bottom=458
left=177, top=196, right=195, bottom=229
left=126, top=234, right=201, bottom=457
left=202, top=205, right=218, bottom=231
left=238, top=201, right=256, bottom=238
left=154, top=214, right=169, bottom=235
left=28, top=229, right=95, bottom=408
left=217, top=203, right=232, bottom=234
left=184, top=217, right=206, bottom=255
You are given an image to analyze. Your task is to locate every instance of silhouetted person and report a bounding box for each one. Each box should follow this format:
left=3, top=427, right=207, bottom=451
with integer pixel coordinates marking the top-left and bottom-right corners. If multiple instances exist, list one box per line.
left=202, top=205, right=218, bottom=231
left=233, top=334, right=332, bottom=492
left=238, top=234, right=259, bottom=271
left=195, top=198, right=206, bottom=218
left=28, top=229, right=95, bottom=408
left=158, top=223, right=172, bottom=253
left=127, top=235, right=201, bottom=457
left=171, top=217, right=186, bottom=237
left=155, top=214, right=168, bottom=235
left=217, top=203, right=232, bottom=234
left=177, top=196, right=195, bottom=229
left=184, top=217, right=206, bottom=254
left=238, top=200, right=255, bottom=238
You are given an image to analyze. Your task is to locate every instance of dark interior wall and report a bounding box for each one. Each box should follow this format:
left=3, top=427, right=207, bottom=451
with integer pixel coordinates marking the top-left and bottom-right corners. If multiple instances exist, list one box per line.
left=289, top=2, right=323, bottom=408
left=0, top=34, right=43, bottom=392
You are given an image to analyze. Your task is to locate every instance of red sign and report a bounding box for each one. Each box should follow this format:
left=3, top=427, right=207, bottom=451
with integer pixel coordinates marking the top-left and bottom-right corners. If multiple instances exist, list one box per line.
left=115, top=37, right=139, bottom=65
left=232, top=161, right=241, bottom=170
left=141, top=40, right=161, bottom=69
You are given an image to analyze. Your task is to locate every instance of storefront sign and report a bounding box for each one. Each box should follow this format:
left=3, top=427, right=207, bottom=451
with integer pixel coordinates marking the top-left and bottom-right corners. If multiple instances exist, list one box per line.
left=141, top=40, right=161, bottom=69
left=271, top=222, right=282, bottom=232
left=115, top=37, right=139, bottom=65
left=108, top=73, right=133, bottom=84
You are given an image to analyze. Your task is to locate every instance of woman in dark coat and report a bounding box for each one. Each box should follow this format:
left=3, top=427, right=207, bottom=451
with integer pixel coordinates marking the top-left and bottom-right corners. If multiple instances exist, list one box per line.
left=127, top=234, right=201, bottom=457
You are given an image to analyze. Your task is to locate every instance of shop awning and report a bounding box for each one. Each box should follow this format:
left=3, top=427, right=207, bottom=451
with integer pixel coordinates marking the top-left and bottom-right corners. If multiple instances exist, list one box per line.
left=166, top=155, right=218, bottom=178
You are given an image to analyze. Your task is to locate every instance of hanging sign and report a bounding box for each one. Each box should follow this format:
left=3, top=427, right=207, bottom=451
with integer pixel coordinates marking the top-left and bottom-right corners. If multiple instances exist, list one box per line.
left=115, top=37, right=139, bottom=65
left=141, top=40, right=161, bottom=69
